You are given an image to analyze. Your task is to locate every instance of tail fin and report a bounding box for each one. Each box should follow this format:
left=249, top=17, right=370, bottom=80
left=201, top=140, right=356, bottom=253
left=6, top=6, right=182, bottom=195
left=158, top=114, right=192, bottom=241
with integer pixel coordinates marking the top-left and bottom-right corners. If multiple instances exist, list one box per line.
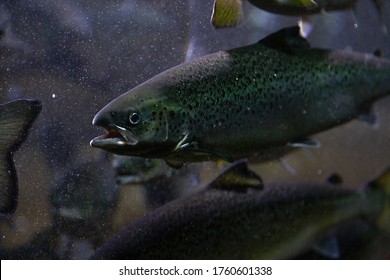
left=0, top=99, right=41, bottom=215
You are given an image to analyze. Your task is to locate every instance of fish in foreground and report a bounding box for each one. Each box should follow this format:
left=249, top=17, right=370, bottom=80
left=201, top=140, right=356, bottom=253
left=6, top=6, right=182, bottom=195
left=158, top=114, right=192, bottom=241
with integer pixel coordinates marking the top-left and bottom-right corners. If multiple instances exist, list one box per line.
left=211, top=0, right=357, bottom=28
left=91, top=162, right=390, bottom=259
left=91, top=26, right=390, bottom=168
left=0, top=99, right=41, bottom=215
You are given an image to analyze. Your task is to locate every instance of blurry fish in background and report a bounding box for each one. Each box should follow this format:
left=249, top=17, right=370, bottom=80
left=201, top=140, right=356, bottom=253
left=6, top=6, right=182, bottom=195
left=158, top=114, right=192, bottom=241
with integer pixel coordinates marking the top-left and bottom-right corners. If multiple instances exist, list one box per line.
left=33, top=0, right=92, bottom=35
left=113, top=156, right=172, bottom=185
left=297, top=219, right=390, bottom=259
left=91, top=26, right=390, bottom=168
left=113, top=156, right=176, bottom=210
left=112, top=155, right=201, bottom=210
left=211, top=0, right=357, bottom=28
left=371, top=0, right=388, bottom=34
left=91, top=162, right=390, bottom=259
left=248, top=0, right=356, bottom=15
left=0, top=157, right=118, bottom=259
left=211, top=0, right=389, bottom=39
left=0, top=226, right=60, bottom=259
left=0, top=100, right=41, bottom=215
left=0, top=3, right=30, bottom=52
left=50, top=160, right=118, bottom=244
left=299, top=0, right=387, bottom=37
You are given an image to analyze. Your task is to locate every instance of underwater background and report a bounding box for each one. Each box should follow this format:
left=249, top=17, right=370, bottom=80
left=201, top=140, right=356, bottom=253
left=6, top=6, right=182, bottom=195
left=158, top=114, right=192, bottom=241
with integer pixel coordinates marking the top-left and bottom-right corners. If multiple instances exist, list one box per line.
left=1, top=0, right=390, bottom=259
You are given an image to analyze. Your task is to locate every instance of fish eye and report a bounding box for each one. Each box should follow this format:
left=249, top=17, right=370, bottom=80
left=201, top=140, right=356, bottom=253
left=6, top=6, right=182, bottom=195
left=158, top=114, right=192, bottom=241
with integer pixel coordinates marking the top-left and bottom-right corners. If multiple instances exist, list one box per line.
left=129, top=112, right=141, bottom=125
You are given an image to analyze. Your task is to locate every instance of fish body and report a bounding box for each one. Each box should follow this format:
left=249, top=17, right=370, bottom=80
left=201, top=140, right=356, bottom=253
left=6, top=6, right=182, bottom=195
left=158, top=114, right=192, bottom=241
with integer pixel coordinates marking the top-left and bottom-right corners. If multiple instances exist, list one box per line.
left=91, top=26, right=390, bottom=166
left=248, top=0, right=356, bottom=15
left=91, top=163, right=390, bottom=259
left=0, top=99, right=41, bottom=215
left=211, top=0, right=357, bottom=28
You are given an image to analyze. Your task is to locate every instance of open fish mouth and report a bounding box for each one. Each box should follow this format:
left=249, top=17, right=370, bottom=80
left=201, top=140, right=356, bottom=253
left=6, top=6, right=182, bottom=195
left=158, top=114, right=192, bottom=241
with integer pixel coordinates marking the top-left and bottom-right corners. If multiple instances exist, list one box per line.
left=90, top=125, right=138, bottom=148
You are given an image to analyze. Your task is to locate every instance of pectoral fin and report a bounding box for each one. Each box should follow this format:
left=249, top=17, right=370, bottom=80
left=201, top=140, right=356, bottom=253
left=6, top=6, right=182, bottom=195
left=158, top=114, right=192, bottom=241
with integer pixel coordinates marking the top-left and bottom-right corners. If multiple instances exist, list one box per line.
left=208, top=162, right=263, bottom=192
left=287, top=139, right=321, bottom=149
left=174, top=134, right=234, bottom=163
left=211, top=0, right=245, bottom=28
left=298, top=16, right=314, bottom=38
left=312, top=235, right=340, bottom=259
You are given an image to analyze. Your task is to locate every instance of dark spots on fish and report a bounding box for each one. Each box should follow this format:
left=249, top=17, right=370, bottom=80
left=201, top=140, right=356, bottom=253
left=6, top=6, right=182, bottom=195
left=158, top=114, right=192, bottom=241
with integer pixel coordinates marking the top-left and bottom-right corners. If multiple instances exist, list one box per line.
left=158, top=111, right=164, bottom=122
left=149, top=111, right=158, bottom=122
left=148, top=41, right=388, bottom=149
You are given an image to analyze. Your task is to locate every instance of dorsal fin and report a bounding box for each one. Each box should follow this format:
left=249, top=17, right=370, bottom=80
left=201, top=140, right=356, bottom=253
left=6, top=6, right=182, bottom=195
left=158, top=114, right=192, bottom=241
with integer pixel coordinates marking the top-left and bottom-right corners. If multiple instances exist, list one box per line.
left=207, top=162, right=263, bottom=192
left=259, top=26, right=311, bottom=52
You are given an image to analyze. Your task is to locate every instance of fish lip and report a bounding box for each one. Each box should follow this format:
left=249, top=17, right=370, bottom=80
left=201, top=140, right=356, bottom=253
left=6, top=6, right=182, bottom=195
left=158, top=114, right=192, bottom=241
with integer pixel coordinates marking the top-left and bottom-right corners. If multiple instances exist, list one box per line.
left=90, top=125, right=138, bottom=148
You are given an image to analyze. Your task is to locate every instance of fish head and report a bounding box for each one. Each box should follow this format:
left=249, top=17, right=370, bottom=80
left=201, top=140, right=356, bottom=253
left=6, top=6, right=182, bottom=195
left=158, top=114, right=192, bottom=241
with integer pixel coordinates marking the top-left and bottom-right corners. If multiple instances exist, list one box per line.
left=112, top=155, right=171, bottom=185
left=91, top=85, right=180, bottom=157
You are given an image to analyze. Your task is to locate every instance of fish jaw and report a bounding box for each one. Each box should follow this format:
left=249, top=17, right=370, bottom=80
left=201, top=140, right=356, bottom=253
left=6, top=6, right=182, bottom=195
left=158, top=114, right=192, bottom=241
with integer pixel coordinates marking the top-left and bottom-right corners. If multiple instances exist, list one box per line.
left=91, top=128, right=126, bottom=146
left=90, top=124, right=142, bottom=151
left=90, top=112, right=171, bottom=157
left=90, top=108, right=139, bottom=153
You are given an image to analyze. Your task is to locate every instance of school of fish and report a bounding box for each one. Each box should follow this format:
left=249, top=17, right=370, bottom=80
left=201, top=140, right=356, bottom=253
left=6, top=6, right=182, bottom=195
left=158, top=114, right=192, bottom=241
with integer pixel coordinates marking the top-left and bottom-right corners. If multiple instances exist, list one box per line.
left=1, top=0, right=390, bottom=260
